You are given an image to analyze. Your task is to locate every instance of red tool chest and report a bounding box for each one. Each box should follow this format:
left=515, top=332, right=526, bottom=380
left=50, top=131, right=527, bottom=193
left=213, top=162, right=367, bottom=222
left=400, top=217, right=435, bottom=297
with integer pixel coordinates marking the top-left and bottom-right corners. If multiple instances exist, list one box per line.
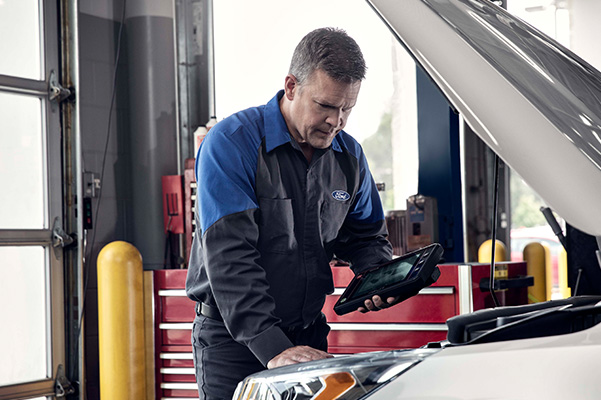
left=152, top=270, right=198, bottom=399
left=323, top=261, right=528, bottom=354
left=151, top=261, right=528, bottom=397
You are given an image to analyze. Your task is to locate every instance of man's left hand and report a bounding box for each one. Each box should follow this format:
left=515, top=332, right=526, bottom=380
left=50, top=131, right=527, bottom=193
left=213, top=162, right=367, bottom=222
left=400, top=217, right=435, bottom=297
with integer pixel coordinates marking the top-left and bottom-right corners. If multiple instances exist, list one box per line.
left=357, top=295, right=399, bottom=313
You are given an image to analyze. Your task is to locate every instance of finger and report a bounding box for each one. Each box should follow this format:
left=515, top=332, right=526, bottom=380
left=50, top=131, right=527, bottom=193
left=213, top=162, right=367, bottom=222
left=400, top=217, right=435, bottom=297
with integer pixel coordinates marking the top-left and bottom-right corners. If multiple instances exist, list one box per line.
left=363, top=298, right=376, bottom=311
left=306, top=347, right=332, bottom=360
left=302, top=351, right=332, bottom=361
left=269, top=347, right=322, bottom=369
left=293, top=347, right=325, bottom=361
left=371, top=295, right=386, bottom=308
left=287, top=346, right=331, bottom=362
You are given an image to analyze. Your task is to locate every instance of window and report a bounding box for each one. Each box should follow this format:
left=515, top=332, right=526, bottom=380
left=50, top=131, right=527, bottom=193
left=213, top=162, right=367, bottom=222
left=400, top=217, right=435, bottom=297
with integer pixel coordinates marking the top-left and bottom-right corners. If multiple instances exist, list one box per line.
left=0, top=0, right=65, bottom=398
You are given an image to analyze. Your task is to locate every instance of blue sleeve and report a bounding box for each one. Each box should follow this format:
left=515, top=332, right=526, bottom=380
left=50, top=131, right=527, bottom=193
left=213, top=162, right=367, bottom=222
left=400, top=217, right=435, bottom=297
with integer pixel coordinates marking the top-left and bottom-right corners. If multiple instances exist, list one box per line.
left=195, top=122, right=260, bottom=234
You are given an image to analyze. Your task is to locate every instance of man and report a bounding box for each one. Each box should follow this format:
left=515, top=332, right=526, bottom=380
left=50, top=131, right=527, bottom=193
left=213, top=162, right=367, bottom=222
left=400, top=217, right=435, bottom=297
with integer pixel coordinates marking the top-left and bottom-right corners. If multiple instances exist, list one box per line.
left=186, top=27, right=394, bottom=399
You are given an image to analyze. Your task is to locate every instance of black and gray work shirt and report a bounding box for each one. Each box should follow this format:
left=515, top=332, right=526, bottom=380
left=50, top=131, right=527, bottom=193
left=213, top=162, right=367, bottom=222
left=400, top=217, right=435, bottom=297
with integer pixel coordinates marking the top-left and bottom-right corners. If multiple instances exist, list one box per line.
left=186, top=90, right=392, bottom=366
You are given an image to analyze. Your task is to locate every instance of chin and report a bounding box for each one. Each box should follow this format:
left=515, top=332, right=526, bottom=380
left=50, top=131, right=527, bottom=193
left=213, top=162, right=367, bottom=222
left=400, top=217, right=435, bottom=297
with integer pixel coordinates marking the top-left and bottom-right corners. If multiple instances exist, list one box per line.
left=309, top=140, right=333, bottom=150
left=308, top=134, right=335, bottom=149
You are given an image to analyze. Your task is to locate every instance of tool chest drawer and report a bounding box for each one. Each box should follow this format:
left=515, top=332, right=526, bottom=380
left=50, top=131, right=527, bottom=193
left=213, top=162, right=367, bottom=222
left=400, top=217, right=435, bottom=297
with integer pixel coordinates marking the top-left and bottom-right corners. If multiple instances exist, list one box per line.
left=153, top=270, right=198, bottom=399
left=323, top=261, right=528, bottom=354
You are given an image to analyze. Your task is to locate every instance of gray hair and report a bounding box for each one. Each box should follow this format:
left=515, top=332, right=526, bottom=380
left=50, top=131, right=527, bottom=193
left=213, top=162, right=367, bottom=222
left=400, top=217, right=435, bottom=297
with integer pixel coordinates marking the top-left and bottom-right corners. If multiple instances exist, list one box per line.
left=289, top=27, right=366, bottom=85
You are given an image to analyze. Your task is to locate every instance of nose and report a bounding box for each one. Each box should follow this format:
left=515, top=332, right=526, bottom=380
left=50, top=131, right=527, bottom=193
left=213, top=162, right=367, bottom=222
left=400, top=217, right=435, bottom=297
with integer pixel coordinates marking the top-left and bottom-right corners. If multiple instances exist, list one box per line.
left=325, top=109, right=344, bottom=130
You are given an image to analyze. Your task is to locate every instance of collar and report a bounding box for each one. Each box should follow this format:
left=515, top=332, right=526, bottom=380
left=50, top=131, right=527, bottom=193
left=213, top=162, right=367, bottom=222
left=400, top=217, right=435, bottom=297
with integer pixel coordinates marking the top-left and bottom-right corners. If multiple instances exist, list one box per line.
left=263, top=90, right=342, bottom=153
left=263, top=90, right=293, bottom=153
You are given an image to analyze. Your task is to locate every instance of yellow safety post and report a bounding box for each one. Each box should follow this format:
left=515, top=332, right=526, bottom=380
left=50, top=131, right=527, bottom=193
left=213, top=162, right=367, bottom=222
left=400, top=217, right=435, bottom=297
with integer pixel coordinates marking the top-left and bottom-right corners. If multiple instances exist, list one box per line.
left=542, top=244, right=553, bottom=301
left=558, top=247, right=571, bottom=298
left=478, top=239, right=507, bottom=262
left=478, top=239, right=508, bottom=280
left=523, top=242, right=547, bottom=303
left=98, top=241, right=146, bottom=400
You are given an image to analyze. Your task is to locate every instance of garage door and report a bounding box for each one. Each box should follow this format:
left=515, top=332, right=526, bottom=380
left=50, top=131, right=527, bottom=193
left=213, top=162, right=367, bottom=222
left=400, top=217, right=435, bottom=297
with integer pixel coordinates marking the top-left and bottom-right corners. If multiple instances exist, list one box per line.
left=0, top=1, right=67, bottom=399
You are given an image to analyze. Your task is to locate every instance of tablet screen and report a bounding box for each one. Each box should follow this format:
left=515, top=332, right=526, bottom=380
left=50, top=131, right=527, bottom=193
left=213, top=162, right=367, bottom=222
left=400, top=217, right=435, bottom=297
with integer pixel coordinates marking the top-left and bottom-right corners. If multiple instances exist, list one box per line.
left=334, top=243, right=443, bottom=315
left=352, top=252, right=421, bottom=298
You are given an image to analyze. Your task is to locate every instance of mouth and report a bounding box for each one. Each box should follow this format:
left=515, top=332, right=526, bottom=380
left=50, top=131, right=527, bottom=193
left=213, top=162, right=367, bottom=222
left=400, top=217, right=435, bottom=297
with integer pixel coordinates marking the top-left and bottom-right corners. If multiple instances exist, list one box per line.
left=317, top=129, right=336, bottom=137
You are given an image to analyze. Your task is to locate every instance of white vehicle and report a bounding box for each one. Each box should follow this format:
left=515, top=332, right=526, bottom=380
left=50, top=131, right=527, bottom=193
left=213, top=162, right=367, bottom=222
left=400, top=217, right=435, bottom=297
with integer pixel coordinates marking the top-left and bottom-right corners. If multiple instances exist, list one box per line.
left=233, top=0, right=601, bottom=398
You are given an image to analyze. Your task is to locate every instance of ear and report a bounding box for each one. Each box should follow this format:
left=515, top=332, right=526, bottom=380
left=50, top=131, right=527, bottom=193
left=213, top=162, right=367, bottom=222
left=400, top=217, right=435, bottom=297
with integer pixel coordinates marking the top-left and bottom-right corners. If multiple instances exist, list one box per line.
left=284, top=74, right=298, bottom=101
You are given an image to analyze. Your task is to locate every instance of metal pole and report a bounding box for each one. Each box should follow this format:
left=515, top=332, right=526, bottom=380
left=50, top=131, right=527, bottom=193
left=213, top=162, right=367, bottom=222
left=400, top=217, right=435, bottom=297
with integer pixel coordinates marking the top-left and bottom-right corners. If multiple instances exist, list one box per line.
left=61, top=0, right=84, bottom=395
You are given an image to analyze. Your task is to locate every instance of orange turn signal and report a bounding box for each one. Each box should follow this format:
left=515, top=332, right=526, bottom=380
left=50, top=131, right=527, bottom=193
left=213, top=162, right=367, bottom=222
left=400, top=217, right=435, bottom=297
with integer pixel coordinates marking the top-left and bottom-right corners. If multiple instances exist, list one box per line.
left=314, top=372, right=356, bottom=400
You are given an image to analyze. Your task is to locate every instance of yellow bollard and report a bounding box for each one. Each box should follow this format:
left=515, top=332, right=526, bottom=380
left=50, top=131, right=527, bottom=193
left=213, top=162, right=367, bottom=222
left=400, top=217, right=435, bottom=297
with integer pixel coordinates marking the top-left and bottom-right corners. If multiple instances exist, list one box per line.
left=98, top=241, right=146, bottom=400
left=478, top=239, right=507, bottom=262
left=523, top=242, right=547, bottom=303
left=478, top=239, right=508, bottom=280
left=558, top=247, right=571, bottom=298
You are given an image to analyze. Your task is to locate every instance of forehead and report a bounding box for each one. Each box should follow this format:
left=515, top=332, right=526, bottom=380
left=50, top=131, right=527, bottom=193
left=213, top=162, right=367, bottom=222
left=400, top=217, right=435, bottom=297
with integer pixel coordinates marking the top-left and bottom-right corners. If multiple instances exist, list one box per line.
left=301, top=69, right=361, bottom=107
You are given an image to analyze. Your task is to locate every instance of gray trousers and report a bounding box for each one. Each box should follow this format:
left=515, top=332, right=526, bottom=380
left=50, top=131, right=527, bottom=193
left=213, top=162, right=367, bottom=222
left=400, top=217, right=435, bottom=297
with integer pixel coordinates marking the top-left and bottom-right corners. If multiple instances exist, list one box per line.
left=191, top=313, right=330, bottom=400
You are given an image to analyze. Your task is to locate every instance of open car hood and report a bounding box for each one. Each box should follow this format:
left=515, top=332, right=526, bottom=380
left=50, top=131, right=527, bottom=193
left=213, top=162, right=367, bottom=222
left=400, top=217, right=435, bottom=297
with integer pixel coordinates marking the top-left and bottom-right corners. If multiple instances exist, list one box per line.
left=367, top=0, right=601, bottom=236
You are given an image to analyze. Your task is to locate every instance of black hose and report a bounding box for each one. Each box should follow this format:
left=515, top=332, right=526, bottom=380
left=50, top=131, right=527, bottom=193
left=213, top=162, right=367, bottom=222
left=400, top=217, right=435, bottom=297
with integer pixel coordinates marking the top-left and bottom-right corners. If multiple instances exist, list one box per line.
left=489, top=154, right=501, bottom=307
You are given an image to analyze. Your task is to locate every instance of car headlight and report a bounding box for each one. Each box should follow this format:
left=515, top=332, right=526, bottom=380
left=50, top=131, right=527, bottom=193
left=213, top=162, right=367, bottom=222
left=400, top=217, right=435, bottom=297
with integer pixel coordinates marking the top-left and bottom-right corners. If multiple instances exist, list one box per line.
left=233, top=348, right=439, bottom=400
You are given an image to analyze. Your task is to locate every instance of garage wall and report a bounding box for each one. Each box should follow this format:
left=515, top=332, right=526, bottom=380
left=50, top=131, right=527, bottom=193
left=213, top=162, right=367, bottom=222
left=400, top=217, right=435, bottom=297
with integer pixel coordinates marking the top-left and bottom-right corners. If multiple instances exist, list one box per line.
left=78, top=0, right=180, bottom=395
left=78, top=1, right=132, bottom=398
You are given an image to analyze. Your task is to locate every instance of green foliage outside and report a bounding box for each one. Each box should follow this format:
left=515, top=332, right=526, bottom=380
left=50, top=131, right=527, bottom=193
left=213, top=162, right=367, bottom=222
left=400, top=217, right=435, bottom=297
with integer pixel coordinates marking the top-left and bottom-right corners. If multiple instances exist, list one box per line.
left=361, top=112, right=548, bottom=227
left=361, top=112, right=394, bottom=210
left=510, top=171, right=547, bottom=228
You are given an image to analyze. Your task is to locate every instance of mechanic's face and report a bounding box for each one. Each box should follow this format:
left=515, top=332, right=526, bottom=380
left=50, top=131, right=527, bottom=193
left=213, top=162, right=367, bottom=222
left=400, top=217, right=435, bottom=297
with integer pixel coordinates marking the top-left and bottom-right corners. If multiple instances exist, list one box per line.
left=284, top=69, right=361, bottom=150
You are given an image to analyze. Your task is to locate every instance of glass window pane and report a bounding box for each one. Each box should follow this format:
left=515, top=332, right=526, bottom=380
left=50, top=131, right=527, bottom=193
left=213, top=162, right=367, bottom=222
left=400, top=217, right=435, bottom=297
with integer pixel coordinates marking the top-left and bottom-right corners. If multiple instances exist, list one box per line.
left=0, top=0, right=42, bottom=79
left=0, top=247, right=48, bottom=386
left=0, top=92, right=45, bottom=229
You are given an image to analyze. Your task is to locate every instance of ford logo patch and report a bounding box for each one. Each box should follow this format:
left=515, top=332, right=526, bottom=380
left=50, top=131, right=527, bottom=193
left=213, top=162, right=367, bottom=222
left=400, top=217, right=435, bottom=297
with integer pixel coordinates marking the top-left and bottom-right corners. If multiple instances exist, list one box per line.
left=332, top=190, right=350, bottom=201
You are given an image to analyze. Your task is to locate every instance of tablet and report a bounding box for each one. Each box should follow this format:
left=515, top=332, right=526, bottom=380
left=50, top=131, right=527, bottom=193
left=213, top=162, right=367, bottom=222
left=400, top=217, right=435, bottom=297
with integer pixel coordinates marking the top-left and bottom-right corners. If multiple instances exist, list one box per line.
left=333, top=243, right=443, bottom=315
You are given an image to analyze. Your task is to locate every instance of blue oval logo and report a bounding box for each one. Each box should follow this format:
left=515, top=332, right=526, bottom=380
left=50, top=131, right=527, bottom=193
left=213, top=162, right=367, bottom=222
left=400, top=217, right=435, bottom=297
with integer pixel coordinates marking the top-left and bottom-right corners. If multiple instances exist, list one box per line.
left=332, top=190, right=350, bottom=202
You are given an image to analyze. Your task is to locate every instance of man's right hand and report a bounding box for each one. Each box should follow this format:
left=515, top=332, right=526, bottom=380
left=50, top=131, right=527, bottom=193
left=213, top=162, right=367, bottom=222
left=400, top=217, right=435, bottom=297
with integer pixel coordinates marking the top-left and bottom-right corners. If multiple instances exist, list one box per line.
left=267, top=345, right=333, bottom=369
left=357, top=294, right=399, bottom=313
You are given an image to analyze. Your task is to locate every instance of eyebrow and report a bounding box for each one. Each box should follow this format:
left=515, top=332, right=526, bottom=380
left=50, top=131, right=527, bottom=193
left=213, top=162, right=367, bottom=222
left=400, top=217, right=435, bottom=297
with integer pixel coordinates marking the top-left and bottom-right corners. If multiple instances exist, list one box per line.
left=315, top=100, right=355, bottom=110
left=316, top=100, right=337, bottom=109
